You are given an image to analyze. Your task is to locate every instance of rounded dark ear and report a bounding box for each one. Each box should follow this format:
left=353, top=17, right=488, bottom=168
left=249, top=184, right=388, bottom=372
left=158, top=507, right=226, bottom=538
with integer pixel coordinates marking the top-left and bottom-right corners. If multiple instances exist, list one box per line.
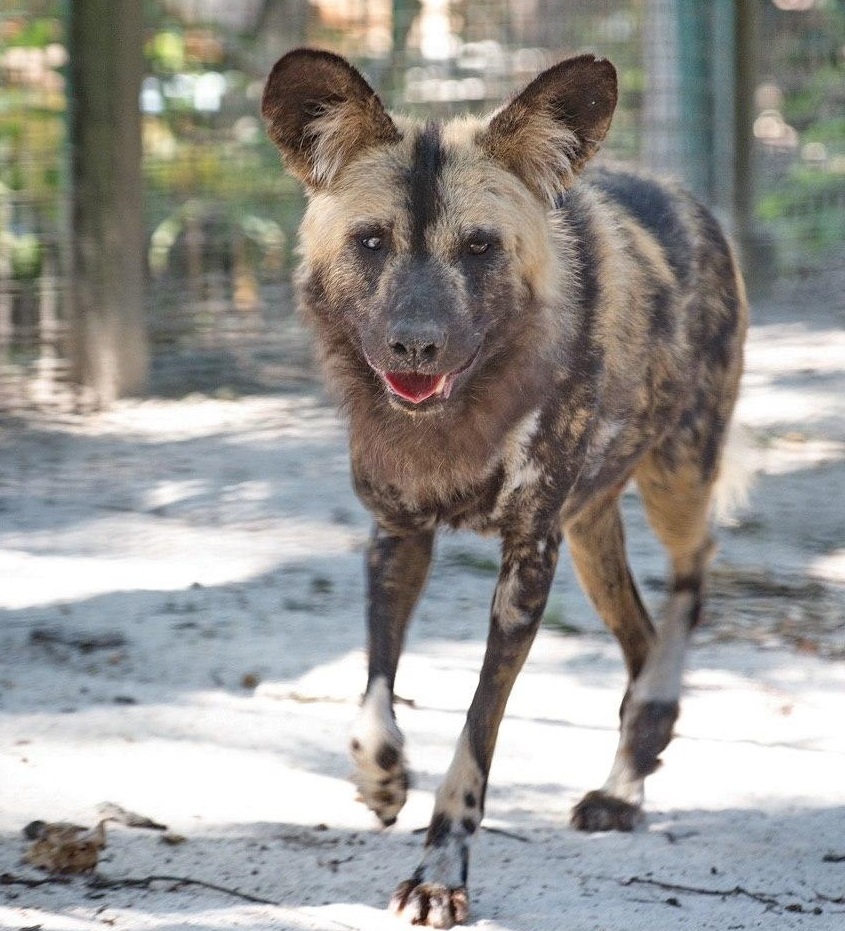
left=480, top=55, right=618, bottom=204
left=261, top=48, right=400, bottom=189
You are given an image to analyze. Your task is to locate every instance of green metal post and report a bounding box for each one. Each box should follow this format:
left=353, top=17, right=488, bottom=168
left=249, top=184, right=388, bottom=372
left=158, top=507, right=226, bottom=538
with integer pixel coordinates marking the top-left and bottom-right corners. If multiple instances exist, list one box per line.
left=734, top=0, right=758, bottom=253
left=734, top=0, right=776, bottom=291
left=711, top=0, right=737, bottom=225
left=677, top=0, right=712, bottom=200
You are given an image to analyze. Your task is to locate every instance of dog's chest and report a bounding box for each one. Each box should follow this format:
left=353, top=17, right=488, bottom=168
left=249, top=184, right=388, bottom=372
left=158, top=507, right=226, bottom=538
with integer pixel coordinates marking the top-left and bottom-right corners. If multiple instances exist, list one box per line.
left=355, top=407, right=557, bottom=536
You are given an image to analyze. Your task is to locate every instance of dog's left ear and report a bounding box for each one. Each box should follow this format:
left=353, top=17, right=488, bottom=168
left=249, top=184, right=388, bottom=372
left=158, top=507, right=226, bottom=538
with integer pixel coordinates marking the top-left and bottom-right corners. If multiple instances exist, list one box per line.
left=479, top=55, right=617, bottom=204
left=262, top=48, right=400, bottom=189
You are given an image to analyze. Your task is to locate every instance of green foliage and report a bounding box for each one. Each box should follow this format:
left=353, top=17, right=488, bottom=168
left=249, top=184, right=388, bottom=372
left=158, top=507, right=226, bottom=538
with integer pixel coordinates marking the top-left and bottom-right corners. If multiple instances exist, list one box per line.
left=144, top=138, right=306, bottom=272
left=147, top=30, right=186, bottom=74
left=803, top=117, right=845, bottom=145
left=0, top=106, right=64, bottom=210
left=2, top=230, right=42, bottom=279
left=4, top=16, right=61, bottom=49
left=782, top=65, right=845, bottom=130
left=758, top=165, right=845, bottom=255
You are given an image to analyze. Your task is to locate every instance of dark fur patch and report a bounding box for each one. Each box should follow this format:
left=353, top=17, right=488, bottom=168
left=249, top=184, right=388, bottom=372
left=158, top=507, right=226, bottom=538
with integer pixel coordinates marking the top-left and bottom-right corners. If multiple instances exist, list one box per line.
left=628, top=700, right=679, bottom=777
left=672, top=575, right=705, bottom=629
left=571, top=790, right=643, bottom=832
left=407, top=121, right=445, bottom=254
left=557, top=189, right=601, bottom=338
left=376, top=742, right=401, bottom=772
left=592, top=169, right=693, bottom=285
left=461, top=817, right=478, bottom=836
left=426, top=812, right=452, bottom=848
left=648, top=281, right=675, bottom=338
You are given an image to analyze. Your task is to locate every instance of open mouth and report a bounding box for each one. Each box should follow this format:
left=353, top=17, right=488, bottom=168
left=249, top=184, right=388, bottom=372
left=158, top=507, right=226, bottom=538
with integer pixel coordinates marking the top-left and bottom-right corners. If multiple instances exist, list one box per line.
left=380, top=348, right=480, bottom=406
left=383, top=371, right=450, bottom=404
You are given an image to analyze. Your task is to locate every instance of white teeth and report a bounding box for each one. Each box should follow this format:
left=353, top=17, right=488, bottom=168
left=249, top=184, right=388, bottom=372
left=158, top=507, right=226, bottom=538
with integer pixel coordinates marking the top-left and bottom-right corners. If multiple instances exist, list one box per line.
left=433, top=375, right=448, bottom=396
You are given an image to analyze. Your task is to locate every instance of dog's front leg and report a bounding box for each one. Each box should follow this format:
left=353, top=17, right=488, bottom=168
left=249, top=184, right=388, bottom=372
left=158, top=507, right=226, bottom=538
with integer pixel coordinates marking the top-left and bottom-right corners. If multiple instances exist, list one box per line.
left=350, top=523, right=434, bottom=826
left=390, top=531, right=561, bottom=929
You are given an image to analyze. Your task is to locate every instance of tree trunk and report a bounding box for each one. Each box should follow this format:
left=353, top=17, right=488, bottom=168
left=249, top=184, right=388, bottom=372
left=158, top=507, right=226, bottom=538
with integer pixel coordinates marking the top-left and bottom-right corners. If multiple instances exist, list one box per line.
left=68, top=0, right=147, bottom=406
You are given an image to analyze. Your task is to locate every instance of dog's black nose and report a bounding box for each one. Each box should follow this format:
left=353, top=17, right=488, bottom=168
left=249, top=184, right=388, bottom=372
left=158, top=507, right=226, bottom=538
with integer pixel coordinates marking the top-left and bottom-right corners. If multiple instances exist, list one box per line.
left=387, top=321, right=446, bottom=366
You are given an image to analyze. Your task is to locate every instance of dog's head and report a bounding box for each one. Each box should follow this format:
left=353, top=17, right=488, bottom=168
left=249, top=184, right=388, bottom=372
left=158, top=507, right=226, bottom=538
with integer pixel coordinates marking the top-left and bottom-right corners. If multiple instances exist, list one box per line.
left=262, top=49, right=616, bottom=414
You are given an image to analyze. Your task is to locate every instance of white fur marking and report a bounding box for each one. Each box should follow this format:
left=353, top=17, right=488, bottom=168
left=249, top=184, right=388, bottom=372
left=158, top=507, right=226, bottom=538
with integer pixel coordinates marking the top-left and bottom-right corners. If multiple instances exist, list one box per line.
left=601, top=751, right=646, bottom=807
left=632, top=591, right=693, bottom=705
left=583, top=418, right=624, bottom=480
left=494, top=409, right=543, bottom=517
left=492, top=564, right=524, bottom=632
left=599, top=591, right=695, bottom=806
left=436, top=728, right=484, bottom=820
left=416, top=728, right=484, bottom=888
left=351, top=676, right=400, bottom=755
left=349, top=676, right=407, bottom=822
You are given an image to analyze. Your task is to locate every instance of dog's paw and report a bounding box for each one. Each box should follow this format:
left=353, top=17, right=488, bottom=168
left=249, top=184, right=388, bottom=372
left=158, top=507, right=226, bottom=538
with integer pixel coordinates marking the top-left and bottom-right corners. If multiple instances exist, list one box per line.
left=350, top=735, right=410, bottom=826
left=349, top=678, right=410, bottom=825
left=390, top=878, right=469, bottom=928
left=570, top=789, right=643, bottom=832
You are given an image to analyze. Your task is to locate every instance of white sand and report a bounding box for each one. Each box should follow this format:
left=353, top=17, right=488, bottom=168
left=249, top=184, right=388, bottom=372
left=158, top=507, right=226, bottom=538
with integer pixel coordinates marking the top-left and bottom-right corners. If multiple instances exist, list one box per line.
left=1, top=297, right=843, bottom=930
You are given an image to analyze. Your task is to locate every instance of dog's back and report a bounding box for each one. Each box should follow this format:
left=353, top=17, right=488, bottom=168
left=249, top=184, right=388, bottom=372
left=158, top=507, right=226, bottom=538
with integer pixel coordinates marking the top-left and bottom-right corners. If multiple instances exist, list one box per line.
left=542, top=168, right=747, bottom=520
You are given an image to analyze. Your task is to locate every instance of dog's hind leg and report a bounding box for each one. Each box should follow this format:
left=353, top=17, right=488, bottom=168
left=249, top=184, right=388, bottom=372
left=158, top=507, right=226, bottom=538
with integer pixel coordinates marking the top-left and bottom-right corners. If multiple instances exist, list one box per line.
left=350, top=523, right=434, bottom=826
left=565, top=491, right=659, bottom=830
left=569, top=443, right=719, bottom=831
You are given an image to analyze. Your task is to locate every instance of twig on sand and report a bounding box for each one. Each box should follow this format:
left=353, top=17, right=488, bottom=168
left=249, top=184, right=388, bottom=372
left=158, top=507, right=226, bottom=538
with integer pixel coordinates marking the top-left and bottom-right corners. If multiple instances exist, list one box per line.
left=87, top=873, right=281, bottom=905
left=481, top=825, right=532, bottom=843
left=620, top=875, right=833, bottom=914
left=1, top=872, right=72, bottom=888
left=0, top=871, right=280, bottom=907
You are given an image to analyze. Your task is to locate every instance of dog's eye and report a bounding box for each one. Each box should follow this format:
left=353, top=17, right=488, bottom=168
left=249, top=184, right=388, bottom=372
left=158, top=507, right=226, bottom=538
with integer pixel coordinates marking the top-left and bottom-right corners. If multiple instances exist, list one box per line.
left=361, top=235, right=383, bottom=251
left=466, top=241, right=490, bottom=256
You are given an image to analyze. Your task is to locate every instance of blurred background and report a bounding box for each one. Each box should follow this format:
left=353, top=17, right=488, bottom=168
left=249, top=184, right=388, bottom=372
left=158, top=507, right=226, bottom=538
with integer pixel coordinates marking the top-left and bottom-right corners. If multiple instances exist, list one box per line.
left=1, top=0, right=843, bottom=412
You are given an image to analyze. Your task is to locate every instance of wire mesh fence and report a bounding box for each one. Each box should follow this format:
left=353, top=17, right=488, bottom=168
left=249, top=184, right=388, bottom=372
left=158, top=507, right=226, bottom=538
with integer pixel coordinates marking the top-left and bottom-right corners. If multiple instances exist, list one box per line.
left=2, top=0, right=844, bottom=413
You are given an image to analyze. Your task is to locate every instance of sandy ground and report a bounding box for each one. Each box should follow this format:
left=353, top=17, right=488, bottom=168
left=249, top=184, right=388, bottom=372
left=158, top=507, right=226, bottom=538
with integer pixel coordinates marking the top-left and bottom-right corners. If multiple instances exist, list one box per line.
left=1, top=287, right=844, bottom=931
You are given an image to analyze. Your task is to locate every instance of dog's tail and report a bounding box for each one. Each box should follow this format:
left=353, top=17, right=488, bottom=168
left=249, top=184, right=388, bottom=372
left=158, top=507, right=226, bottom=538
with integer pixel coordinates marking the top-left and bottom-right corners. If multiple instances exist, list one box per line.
left=712, top=417, right=755, bottom=527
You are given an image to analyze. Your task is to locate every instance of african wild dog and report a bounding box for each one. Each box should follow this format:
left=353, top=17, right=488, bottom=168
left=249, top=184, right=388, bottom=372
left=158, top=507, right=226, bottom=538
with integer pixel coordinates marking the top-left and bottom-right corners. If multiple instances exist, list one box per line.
left=262, top=49, right=747, bottom=928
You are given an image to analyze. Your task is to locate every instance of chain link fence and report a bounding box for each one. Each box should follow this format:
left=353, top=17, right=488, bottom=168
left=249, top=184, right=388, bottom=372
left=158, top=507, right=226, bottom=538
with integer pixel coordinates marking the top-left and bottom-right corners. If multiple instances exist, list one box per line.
left=2, top=0, right=844, bottom=412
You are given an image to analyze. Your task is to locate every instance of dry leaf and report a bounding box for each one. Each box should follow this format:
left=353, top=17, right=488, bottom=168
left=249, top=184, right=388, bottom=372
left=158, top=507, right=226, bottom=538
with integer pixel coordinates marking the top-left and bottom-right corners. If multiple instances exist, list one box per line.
left=24, top=820, right=107, bottom=873
left=160, top=831, right=187, bottom=846
left=98, top=802, right=167, bottom=831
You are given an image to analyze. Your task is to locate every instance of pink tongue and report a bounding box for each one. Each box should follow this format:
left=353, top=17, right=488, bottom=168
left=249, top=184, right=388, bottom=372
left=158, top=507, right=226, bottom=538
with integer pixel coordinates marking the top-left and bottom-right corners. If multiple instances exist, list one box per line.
left=384, top=372, right=444, bottom=403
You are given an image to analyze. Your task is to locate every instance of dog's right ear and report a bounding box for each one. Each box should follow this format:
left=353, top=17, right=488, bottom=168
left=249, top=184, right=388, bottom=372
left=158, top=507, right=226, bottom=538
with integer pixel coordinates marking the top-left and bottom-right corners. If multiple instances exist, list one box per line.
left=261, top=48, right=400, bottom=190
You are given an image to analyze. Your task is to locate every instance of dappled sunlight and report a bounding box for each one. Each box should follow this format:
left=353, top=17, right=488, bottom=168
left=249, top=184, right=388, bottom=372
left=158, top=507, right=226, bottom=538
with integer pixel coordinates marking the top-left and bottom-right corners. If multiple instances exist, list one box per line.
left=0, top=514, right=355, bottom=610
left=738, top=318, right=845, bottom=438
left=0, top=395, right=364, bottom=611
left=681, top=661, right=845, bottom=755
left=739, top=394, right=845, bottom=446
left=0, top=731, right=356, bottom=833
left=0, top=680, right=378, bottom=839
left=143, top=478, right=213, bottom=511
left=812, top=548, right=845, bottom=584
left=0, top=543, right=273, bottom=610
left=0, top=909, right=90, bottom=931
left=78, top=396, right=342, bottom=445
left=744, top=322, right=845, bottom=378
